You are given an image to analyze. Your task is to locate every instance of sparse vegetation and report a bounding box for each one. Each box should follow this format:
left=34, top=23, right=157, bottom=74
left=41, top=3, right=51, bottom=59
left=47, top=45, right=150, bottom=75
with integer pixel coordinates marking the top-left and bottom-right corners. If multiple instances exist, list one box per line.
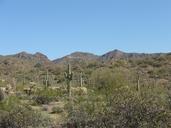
left=33, top=88, right=60, bottom=105
left=51, top=106, right=64, bottom=114
left=1, top=51, right=171, bottom=127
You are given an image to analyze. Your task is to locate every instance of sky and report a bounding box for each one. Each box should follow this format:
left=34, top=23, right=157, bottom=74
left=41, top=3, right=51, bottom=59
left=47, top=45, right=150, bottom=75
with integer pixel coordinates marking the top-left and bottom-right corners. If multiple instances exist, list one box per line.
left=0, top=0, right=170, bottom=60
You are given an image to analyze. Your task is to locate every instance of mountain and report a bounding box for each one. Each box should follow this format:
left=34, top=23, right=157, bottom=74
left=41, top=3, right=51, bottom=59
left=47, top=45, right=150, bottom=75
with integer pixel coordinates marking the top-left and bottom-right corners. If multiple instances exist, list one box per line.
left=12, top=51, right=34, bottom=60
left=10, top=51, right=50, bottom=62
left=0, top=50, right=169, bottom=66
left=53, top=52, right=99, bottom=64
left=34, top=52, right=49, bottom=61
left=100, top=49, right=127, bottom=61
left=0, top=52, right=54, bottom=77
left=0, top=50, right=171, bottom=85
left=100, top=49, right=166, bottom=62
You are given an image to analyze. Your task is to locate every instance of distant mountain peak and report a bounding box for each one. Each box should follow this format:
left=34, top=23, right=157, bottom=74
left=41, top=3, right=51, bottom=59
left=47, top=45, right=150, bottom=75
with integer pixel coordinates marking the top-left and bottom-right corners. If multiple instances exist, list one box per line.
left=11, top=51, right=50, bottom=62
left=69, top=52, right=97, bottom=58
left=34, top=52, right=48, bottom=60
left=14, top=51, right=33, bottom=60
left=18, top=51, right=29, bottom=54
left=16, top=51, right=30, bottom=55
left=112, top=49, right=124, bottom=53
left=101, top=49, right=126, bottom=60
left=53, top=51, right=98, bottom=64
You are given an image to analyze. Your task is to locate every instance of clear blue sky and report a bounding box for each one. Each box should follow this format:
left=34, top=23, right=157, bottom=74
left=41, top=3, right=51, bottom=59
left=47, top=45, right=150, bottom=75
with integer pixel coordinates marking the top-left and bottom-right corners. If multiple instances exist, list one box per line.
left=0, top=0, right=170, bottom=60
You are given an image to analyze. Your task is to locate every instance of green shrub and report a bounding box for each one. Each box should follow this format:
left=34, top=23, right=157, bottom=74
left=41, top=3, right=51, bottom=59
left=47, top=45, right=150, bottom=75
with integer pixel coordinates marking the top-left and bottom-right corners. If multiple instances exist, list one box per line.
left=0, top=96, right=20, bottom=111
left=0, top=106, right=54, bottom=128
left=51, top=106, right=64, bottom=114
left=66, top=86, right=171, bottom=128
left=0, top=95, right=54, bottom=128
left=90, top=68, right=132, bottom=102
left=34, top=95, right=52, bottom=105
left=33, top=88, right=59, bottom=105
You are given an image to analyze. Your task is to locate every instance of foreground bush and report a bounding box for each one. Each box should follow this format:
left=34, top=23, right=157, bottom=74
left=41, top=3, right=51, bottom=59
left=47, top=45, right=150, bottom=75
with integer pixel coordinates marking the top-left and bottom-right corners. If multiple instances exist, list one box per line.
left=0, top=106, right=54, bottom=128
left=0, top=96, right=54, bottom=128
left=0, top=96, right=20, bottom=111
left=66, top=86, right=171, bottom=128
left=33, top=88, right=59, bottom=105
left=51, top=106, right=64, bottom=114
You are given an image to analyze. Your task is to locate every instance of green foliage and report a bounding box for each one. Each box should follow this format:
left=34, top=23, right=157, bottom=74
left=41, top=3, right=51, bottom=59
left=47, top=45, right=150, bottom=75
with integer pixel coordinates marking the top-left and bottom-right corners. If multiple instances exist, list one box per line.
left=66, top=84, right=171, bottom=128
left=0, top=106, right=53, bottom=128
left=51, top=106, right=64, bottom=114
left=0, top=96, right=20, bottom=111
left=103, top=87, right=171, bottom=128
left=33, top=88, right=60, bottom=105
left=0, top=95, right=54, bottom=128
left=90, top=68, right=132, bottom=101
left=16, top=84, right=25, bottom=92
left=1, top=51, right=171, bottom=127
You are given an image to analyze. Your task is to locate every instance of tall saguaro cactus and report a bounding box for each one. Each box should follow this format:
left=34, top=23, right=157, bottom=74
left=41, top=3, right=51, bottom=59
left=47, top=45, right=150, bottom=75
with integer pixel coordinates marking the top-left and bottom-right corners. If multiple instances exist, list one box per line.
left=80, top=72, right=83, bottom=87
left=23, top=73, right=26, bottom=85
left=64, top=64, right=73, bottom=97
left=136, top=69, right=143, bottom=96
left=137, top=72, right=140, bottom=93
left=45, top=69, right=49, bottom=88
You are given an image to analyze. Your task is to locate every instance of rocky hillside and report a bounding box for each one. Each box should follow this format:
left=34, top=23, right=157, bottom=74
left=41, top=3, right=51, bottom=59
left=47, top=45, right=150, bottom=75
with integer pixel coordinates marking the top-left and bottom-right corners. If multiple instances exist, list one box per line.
left=0, top=50, right=171, bottom=85
left=100, top=49, right=167, bottom=61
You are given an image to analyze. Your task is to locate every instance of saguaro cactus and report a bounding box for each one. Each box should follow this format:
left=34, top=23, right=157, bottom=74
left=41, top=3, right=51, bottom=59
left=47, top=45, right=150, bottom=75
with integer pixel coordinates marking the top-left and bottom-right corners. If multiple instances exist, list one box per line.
left=137, top=72, right=140, bottom=93
left=0, top=89, right=6, bottom=101
left=64, top=64, right=73, bottom=97
left=23, top=73, right=26, bottom=85
left=45, top=69, right=49, bottom=88
left=80, top=72, right=83, bottom=87
left=136, top=69, right=143, bottom=95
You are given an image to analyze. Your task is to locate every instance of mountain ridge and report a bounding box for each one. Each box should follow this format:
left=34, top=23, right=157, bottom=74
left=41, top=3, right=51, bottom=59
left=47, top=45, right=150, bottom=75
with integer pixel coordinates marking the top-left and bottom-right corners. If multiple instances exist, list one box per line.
left=0, top=50, right=170, bottom=63
left=0, top=49, right=171, bottom=85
